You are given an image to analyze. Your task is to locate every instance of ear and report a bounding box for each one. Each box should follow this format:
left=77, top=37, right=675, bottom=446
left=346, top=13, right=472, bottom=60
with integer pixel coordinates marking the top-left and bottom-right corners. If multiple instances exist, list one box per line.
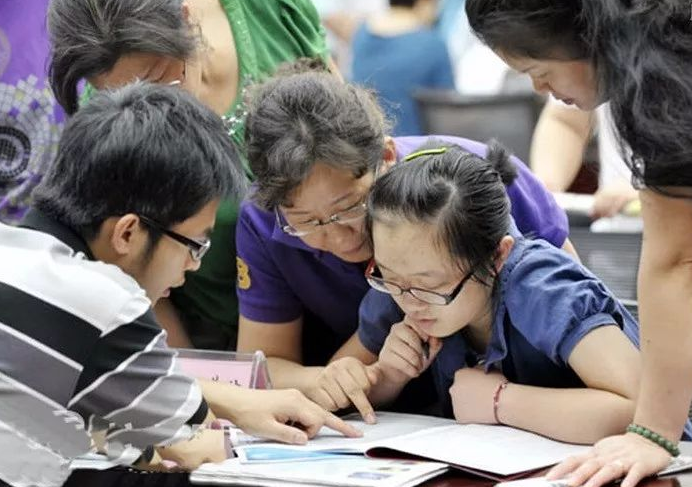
left=493, top=235, right=515, bottom=273
left=110, top=214, right=146, bottom=257
left=378, top=137, right=398, bottom=176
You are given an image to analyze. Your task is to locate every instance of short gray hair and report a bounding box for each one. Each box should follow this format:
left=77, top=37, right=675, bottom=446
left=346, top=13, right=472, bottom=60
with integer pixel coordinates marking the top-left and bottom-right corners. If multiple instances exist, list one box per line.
left=48, top=0, right=197, bottom=114
left=245, top=72, right=391, bottom=210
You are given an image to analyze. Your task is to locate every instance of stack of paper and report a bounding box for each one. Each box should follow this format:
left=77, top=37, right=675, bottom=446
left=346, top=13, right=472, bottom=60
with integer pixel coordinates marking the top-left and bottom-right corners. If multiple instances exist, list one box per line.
left=190, top=456, right=448, bottom=487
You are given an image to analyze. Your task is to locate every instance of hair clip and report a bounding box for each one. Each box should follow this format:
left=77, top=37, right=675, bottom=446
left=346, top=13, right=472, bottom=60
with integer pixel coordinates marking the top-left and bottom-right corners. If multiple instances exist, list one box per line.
left=402, top=147, right=448, bottom=162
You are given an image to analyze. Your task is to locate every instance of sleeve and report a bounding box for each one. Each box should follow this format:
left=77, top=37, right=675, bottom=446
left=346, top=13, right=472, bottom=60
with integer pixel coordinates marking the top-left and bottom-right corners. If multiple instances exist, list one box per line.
left=236, top=203, right=303, bottom=323
left=502, top=244, right=636, bottom=368
left=278, top=0, right=330, bottom=62
left=506, top=154, right=569, bottom=247
left=68, top=307, right=207, bottom=465
left=357, top=289, right=404, bottom=355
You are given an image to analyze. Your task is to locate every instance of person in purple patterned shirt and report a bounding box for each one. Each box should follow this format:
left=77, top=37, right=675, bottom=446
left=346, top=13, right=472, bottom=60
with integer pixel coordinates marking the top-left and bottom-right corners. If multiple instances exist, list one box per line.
left=0, top=0, right=67, bottom=224
left=236, top=70, right=575, bottom=422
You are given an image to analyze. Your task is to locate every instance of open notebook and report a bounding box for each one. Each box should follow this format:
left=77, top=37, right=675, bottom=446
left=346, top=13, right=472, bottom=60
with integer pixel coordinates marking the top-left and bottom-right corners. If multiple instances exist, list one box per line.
left=210, top=412, right=590, bottom=482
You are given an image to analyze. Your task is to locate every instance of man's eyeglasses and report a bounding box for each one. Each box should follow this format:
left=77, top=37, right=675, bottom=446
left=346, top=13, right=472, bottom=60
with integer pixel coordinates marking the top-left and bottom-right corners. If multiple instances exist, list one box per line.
left=139, top=215, right=210, bottom=261
left=365, top=260, right=474, bottom=306
left=275, top=202, right=367, bottom=237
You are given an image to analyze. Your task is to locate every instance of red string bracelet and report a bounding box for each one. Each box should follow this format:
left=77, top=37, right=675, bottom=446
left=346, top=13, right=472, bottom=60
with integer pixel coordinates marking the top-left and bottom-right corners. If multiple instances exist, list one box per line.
left=492, top=380, right=509, bottom=424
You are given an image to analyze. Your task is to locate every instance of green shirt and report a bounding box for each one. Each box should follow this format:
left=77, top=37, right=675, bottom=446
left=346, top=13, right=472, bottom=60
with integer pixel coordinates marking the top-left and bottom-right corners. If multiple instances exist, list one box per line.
left=169, top=0, right=328, bottom=347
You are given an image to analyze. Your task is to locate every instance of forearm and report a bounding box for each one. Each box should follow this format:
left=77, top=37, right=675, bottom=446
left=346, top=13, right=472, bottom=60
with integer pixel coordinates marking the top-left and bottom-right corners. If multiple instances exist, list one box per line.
left=530, top=104, right=591, bottom=192
left=633, top=260, right=692, bottom=440
left=267, top=357, right=323, bottom=392
left=330, top=333, right=378, bottom=364
left=367, top=365, right=410, bottom=407
left=154, top=298, right=193, bottom=348
left=495, top=384, right=634, bottom=444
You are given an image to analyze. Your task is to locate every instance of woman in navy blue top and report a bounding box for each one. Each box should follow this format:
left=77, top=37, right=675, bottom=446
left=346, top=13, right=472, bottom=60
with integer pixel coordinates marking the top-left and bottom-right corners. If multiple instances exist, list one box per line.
left=357, top=140, right=692, bottom=444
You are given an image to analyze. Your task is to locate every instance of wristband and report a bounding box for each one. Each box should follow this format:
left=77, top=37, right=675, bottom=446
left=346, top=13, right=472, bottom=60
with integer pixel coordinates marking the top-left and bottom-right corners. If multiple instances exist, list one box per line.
left=627, top=423, right=679, bottom=457
left=492, top=380, right=509, bottom=424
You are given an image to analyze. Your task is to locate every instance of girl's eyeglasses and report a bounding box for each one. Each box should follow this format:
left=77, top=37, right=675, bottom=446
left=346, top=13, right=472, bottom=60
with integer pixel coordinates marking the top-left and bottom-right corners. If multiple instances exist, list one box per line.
left=364, top=260, right=474, bottom=306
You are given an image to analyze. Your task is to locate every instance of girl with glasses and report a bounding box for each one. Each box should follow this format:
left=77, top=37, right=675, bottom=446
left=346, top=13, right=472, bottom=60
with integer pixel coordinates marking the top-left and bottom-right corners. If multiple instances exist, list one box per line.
left=357, top=140, right=692, bottom=444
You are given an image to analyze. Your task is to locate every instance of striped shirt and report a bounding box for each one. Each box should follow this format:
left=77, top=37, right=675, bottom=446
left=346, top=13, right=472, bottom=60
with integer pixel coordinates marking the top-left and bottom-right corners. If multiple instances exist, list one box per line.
left=0, top=210, right=208, bottom=487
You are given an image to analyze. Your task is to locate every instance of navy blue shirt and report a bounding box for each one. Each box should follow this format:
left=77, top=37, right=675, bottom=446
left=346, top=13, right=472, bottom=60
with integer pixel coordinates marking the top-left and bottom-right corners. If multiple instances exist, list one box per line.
left=359, top=221, right=692, bottom=439
left=351, top=24, right=455, bottom=136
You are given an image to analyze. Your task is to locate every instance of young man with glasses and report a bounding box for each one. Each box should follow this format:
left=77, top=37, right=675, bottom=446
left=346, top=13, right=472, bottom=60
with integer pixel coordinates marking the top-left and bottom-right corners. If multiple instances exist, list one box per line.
left=0, top=82, right=357, bottom=487
left=236, top=71, right=574, bottom=424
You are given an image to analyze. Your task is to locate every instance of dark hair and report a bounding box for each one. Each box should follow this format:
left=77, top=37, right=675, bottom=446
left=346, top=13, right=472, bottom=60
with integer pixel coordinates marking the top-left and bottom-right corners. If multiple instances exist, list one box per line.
left=245, top=72, right=391, bottom=210
left=48, top=0, right=197, bottom=115
left=586, top=1, right=692, bottom=190
left=465, top=0, right=590, bottom=60
left=367, top=139, right=517, bottom=284
left=467, top=0, right=692, bottom=191
left=33, top=82, right=246, bottom=241
left=272, top=57, right=330, bottom=77
left=389, top=0, right=417, bottom=8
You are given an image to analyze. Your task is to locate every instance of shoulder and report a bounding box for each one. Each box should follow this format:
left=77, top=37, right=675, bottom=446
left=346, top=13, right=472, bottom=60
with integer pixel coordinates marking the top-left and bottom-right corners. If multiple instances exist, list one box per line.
left=394, top=135, right=488, bottom=158
left=500, top=237, right=617, bottom=318
left=238, top=198, right=275, bottom=239
left=502, top=238, right=585, bottom=290
left=0, top=225, right=150, bottom=334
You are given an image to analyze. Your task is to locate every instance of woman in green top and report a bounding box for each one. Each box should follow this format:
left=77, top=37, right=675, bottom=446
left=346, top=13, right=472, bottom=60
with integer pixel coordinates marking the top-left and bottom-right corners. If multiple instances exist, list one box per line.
left=48, top=0, right=330, bottom=350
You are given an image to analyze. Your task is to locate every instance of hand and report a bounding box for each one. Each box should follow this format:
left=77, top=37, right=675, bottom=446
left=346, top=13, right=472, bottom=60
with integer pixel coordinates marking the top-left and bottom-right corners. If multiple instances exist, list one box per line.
left=306, top=357, right=380, bottom=424
left=219, top=387, right=362, bottom=445
left=449, top=368, right=507, bottom=424
left=546, top=432, right=672, bottom=487
left=378, top=320, right=442, bottom=381
left=591, top=184, right=638, bottom=219
left=157, top=428, right=227, bottom=471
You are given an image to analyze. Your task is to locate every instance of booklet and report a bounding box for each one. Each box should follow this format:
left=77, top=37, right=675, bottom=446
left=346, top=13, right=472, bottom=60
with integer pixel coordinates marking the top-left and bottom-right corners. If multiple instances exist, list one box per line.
left=232, top=412, right=590, bottom=481
left=190, top=456, right=448, bottom=487
left=176, top=349, right=271, bottom=389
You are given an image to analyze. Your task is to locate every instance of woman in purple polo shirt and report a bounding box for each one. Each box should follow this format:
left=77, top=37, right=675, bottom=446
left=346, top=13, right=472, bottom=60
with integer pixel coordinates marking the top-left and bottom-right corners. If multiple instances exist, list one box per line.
left=236, top=69, right=571, bottom=422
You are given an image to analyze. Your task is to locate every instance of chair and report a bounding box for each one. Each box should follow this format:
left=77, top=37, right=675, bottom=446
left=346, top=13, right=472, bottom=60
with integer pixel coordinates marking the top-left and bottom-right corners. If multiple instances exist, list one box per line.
left=568, top=227, right=642, bottom=302
left=413, top=89, right=543, bottom=162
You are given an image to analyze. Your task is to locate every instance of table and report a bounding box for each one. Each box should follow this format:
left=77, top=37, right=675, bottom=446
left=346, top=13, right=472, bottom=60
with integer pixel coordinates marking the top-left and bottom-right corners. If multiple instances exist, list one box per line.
left=63, top=443, right=692, bottom=487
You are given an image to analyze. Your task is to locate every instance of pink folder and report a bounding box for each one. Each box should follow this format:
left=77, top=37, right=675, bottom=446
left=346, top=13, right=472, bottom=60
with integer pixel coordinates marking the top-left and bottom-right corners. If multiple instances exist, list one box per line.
left=176, top=349, right=271, bottom=389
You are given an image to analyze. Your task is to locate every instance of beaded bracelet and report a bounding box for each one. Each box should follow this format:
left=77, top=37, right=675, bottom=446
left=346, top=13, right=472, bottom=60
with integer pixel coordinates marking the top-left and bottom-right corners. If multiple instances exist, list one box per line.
left=492, top=380, right=509, bottom=424
left=626, top=423, right=680, bottom=457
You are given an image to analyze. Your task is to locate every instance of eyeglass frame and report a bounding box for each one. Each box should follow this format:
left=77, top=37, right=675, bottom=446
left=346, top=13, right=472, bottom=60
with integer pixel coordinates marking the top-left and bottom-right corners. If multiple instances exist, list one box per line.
left=138, top=215, right=210, bottom=261
left=275, top=201, right=368, bottom=237
left=364, top=260, right=475, bottom=306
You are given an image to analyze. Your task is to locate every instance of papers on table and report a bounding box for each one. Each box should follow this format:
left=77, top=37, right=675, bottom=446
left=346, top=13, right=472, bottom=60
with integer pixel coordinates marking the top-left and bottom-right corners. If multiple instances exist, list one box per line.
left=191, top=457, right=448, bottom=487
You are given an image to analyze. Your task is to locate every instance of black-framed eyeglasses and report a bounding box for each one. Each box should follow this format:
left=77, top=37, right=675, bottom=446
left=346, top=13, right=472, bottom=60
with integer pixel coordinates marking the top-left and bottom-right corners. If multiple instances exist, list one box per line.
left=139, top=215, right=210, bottom=261
left=275, top=201, right=367, bottom=237
left=364, top=260, right=474, bottom=306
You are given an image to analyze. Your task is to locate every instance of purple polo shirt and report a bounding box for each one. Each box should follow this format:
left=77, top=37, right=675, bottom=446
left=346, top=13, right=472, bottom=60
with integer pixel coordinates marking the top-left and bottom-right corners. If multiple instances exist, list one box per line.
left=236, top=135, right=568, bottom=356
left=0, top=0, right=66, bottom=224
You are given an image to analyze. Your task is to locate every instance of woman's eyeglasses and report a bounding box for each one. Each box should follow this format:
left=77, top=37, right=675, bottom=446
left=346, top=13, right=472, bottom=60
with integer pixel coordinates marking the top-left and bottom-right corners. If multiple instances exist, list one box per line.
left=275, top=202, right=367, bottom=237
